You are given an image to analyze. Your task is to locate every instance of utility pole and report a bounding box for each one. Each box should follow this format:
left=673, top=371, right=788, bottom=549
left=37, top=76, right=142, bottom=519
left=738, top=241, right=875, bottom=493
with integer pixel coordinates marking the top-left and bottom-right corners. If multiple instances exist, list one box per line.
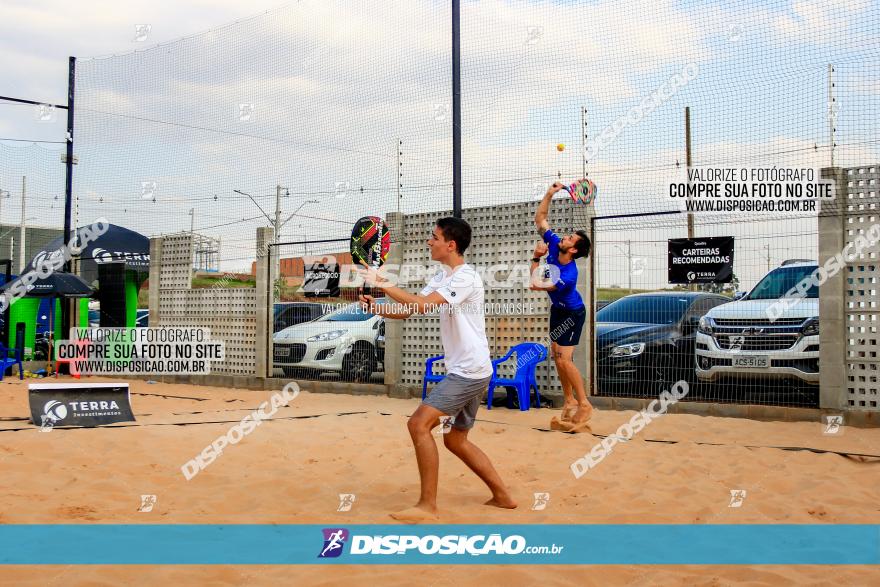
left=274, top=184, right=281, bottom=243
left=828, top=64, right=836, bottom=168
left=685, top=107, right=694, bottom=240
left=273, top=184, right=290, bottom=243
left=396, top=138, right=402, bottom=214
left=581, top=106, right=588, bottom=179
left=685, top=107, right=695, bottom=292
left=627, top=240, right=632, bottom=294
left=19, top=176, right=26, bottom=273
left=189, top=208, right=194, bottom=234
left=766, top=243, right=771, bottom=272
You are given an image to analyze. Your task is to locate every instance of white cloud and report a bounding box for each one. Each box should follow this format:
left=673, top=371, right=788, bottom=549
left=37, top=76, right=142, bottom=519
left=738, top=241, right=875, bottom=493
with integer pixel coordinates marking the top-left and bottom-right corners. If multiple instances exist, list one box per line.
left=3, top=0, right=877, bottom=271
left=773, top=0, right=873, bottom=46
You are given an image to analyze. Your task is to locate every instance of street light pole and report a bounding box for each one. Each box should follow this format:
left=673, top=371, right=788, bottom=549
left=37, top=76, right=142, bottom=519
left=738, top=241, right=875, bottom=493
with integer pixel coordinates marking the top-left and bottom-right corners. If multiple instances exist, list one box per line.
left=610, top=242, right=633, bottom=294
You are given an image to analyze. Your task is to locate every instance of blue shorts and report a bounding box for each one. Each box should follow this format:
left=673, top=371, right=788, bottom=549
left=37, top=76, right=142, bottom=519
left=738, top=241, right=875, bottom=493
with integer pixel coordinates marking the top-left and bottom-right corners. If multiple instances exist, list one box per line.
left=549, top=305, right=586, bottom=347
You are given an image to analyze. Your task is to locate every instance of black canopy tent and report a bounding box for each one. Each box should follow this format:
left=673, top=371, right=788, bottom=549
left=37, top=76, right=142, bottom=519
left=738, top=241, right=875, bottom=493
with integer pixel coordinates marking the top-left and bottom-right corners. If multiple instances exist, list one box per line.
left=25, top=223, right=149, bottom=286
left=25, top=223, right=149, bottom=329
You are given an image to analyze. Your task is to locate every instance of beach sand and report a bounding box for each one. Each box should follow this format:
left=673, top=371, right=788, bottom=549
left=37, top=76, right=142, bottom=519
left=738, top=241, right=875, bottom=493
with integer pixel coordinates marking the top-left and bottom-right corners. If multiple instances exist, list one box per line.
left=1, top=376, right=879, bottom=585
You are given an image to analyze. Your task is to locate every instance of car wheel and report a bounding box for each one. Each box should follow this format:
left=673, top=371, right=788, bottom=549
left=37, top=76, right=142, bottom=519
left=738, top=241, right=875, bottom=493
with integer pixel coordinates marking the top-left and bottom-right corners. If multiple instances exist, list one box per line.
left=342, top=344, right=376, bottom=382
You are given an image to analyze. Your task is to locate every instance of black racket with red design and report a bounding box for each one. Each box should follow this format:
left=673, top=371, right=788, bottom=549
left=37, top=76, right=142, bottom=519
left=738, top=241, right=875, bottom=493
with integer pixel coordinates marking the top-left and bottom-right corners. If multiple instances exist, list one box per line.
left=350, top=216, right=391, bottom=297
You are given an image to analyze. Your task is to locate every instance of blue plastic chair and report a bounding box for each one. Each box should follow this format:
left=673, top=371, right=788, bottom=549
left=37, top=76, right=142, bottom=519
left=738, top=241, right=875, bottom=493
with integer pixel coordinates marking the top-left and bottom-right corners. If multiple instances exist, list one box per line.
left=487, top=343, right=547, bottom=411
left=421, top=354, right=446, bottom=399
left=0, top=343, right=24, bottom=381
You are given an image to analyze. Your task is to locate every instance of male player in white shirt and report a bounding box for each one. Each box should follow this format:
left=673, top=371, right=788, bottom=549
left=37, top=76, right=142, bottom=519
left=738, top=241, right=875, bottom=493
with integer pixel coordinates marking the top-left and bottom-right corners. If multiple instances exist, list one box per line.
left=359, top=216, right=516, bottom=523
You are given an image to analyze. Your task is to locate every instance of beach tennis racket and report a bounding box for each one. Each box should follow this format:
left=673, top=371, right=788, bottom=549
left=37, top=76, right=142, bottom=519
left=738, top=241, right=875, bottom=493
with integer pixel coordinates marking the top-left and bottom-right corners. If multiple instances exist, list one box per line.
left=350, top=216, right=391, bottom=297
left=561, top=178, right=598, bottom=205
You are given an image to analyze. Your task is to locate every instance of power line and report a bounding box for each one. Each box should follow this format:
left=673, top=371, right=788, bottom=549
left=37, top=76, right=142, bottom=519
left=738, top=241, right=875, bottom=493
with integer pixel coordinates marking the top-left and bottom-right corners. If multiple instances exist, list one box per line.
left=193, top=214, right=266, bottom=231
left=77, top=107, right=409, bottom=163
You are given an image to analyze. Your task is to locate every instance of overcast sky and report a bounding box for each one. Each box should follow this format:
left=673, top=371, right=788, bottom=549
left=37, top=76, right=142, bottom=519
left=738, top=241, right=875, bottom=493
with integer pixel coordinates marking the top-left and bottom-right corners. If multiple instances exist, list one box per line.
left=1, top=0, right=878, bottom=286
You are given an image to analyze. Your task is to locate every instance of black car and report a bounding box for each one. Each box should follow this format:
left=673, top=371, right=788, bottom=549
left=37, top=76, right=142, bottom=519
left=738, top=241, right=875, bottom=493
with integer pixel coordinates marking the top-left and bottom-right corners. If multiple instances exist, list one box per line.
left=596, top=292, right=730, bottom=395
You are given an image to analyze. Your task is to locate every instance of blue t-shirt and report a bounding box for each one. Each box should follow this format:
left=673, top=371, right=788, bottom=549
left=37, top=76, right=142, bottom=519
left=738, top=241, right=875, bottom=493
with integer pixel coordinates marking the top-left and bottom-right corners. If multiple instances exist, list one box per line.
left=542, top=229, right=584, bottom=310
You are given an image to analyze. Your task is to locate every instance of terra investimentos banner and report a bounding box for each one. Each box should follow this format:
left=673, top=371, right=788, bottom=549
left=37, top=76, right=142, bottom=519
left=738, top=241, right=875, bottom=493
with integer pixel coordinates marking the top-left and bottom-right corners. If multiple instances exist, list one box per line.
left=668, top=236, right=734, bottom=284
left=28, top=383, right=135, bottom=428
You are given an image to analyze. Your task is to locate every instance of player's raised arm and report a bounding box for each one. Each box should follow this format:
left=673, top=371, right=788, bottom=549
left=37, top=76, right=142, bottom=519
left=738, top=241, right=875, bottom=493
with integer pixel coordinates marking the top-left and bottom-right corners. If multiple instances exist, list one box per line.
left=535, top=182, right=564, bottom=234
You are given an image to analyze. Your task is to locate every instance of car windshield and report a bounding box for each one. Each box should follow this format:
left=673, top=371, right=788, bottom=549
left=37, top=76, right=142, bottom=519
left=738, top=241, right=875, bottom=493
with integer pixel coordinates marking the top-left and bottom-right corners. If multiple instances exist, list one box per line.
left=275, top=304, right=313, bottom=318
left=320, top=304, right=374, bottom=322
left=318, top=298, right=387, bottom=322
left=747, top=265, right=818, bottom=300
left=596, top=296, right=691, bottom=325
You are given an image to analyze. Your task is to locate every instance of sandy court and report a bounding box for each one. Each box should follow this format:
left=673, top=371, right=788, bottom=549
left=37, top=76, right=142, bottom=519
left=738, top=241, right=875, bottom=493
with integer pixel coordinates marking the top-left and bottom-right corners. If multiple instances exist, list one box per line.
left=1, top=375, right=879, bottom=585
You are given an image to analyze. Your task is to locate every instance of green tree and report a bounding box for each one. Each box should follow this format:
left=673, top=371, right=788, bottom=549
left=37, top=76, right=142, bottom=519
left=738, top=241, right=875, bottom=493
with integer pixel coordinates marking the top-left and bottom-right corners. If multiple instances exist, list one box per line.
left=701, top=272, right=739, bottom=296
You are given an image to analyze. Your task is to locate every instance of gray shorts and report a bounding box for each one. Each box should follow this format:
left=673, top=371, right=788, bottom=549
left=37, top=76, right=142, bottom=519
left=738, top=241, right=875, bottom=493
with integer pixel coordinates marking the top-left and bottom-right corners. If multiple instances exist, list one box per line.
left=423, top=373, right=492, bottom=430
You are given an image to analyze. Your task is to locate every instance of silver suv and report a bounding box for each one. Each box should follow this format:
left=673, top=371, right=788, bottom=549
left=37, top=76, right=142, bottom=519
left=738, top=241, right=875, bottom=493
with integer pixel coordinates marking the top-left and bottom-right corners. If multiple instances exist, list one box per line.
left=695, top=261, right=819, bottom=387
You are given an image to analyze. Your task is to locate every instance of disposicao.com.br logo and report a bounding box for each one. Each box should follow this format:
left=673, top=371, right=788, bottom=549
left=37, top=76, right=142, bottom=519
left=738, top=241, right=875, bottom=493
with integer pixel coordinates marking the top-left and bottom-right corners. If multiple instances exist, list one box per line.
left=318, top=528, right=563, bottom=558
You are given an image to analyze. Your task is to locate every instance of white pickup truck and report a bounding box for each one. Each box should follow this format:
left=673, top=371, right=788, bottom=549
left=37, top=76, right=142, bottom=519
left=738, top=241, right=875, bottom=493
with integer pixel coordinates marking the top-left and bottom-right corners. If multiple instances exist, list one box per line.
left=695, top=261, right=820, bottom=387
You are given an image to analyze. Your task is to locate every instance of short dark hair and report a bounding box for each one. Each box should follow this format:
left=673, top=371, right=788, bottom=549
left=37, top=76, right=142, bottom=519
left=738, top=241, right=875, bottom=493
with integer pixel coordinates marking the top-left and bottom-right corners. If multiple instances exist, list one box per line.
left=572, top=230, right=591, bottom=259
left=435, top=217, right=472, bottom=255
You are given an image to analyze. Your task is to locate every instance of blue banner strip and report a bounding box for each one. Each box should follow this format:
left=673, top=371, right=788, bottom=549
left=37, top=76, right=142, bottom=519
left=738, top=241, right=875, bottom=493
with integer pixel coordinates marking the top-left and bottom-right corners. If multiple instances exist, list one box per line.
left=0, top=525, right=877, bottom=565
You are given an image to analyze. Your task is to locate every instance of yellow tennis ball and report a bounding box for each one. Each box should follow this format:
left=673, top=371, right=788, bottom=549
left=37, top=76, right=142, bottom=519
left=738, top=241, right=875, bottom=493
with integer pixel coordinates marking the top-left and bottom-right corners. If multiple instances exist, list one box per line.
left=556, top=143, right=565, bottom=152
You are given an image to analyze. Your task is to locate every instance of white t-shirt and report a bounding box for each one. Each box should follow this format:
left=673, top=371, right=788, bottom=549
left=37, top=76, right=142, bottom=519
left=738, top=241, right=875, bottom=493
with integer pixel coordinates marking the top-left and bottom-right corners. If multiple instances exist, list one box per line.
left=420, top=264, right=493, bottom=379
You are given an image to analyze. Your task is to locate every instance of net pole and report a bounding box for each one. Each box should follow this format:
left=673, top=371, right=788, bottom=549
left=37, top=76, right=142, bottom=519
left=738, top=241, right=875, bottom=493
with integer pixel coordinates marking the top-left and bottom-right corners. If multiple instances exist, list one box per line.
left=61, top=56, right=76, bottom=356
left=452, top=0, right=462, bottom=218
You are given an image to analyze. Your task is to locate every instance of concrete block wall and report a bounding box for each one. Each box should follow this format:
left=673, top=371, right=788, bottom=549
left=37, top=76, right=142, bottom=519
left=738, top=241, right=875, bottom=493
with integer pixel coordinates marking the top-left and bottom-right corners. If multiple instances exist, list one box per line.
left=392, top=199, right=585, bottom=401
left=819, top=168, right=848, bottom=410
left=841, top=165, right=880, bottom=410
left=149, top=233, right=259, bottom=377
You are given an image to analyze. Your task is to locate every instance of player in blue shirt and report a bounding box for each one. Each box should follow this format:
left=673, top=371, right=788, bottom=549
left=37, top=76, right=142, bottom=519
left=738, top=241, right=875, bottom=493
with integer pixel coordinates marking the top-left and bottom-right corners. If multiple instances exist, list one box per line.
left=531, top=182, right=593, bottom=430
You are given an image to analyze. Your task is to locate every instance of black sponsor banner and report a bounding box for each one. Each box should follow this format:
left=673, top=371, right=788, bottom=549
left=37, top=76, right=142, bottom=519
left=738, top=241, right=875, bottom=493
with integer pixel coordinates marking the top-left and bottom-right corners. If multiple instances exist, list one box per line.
left=98, top=262, right=127, bottom=327
left=668, top=236, right=734, bottom=284
left=303, top=261, right=340, bottom=297
left=28, top=383, right=135, bottom=428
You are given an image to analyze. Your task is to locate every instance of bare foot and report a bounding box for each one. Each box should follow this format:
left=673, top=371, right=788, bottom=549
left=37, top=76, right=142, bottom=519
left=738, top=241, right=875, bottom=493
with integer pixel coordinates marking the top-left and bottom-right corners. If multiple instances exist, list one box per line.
left=572, top=404, right=593, bottom=425
left=390, top=505, right=440, bottom=524
left=484, top=496, right=518, bottom=509
left=565, top=419, right=593, bottom=434
left=550, top=416, right=568, bottom=431
left=561, top=403, right=578, bottom=422
left=552, top=417, right=593, bottom=434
